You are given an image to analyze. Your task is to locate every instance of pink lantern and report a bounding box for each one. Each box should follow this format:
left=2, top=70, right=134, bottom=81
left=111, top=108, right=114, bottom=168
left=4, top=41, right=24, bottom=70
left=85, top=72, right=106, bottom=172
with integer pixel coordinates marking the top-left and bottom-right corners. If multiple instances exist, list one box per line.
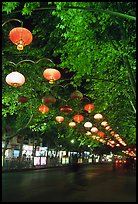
left=91, top=127, right=98, bottom=133
left=55, top=116, right=64, bottom=123
left=94, top=113, right=103, bottom=120
left=69, top=121, right=76, bottom=128
left=5, top=71, right=25, bottom=86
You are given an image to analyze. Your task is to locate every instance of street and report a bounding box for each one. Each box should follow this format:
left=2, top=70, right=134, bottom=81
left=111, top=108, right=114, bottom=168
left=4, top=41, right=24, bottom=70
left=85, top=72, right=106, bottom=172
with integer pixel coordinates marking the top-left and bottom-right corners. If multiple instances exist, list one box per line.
left=2, top=164, right=136, bottom=202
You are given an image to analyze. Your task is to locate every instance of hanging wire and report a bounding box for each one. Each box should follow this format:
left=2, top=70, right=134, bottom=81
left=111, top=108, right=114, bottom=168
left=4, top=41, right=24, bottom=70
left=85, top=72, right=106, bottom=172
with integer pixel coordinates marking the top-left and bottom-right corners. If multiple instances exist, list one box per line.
left=2, top=18, right=23, bottom=27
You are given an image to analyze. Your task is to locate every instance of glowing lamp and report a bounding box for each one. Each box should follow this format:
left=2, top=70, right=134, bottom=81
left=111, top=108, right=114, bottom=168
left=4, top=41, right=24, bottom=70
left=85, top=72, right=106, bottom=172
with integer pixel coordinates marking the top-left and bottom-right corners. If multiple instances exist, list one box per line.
left=70, top=90, right=83, bottom=100
left=98, top=131, right=104, bottom=137
left=101, top=121, right=108, bottom=127
left=84, top=103, right=94, bottom=113
left=55, top=116, right=64, bottom=123
left=43, top=68, right=61, bottom=84
left=94, top=113, right=103, bottom=120
left=39, top=105, right=49, bottom=114
left=84, top=122, right=92, bottom=128
left=91, top=127, right=98, bottom=133
left=42, top=95, right=56, bottom=104
left=9, top=27, right=33, bottom=50
left=69, top=121, right=76, bottom=128
left=5, top=71, right=25, bottom=86
left=73, top=114, right=84, bottom=123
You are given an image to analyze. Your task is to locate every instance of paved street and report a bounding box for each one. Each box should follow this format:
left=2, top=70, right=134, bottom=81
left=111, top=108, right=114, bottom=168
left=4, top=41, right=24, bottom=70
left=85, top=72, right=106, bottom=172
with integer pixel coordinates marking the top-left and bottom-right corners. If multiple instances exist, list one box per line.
left=2, top=164, right=136, bottom=202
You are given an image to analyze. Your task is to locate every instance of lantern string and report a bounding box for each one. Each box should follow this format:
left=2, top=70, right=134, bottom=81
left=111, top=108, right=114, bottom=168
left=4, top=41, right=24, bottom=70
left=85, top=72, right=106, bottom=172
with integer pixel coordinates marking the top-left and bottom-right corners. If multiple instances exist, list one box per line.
left=2, top=18, right=23, bottom=27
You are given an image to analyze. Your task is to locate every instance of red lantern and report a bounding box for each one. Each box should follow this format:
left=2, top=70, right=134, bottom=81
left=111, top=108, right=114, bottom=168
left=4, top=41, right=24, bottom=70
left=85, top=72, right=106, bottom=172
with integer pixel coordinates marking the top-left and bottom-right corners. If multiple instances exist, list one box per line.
left=42, top=95, right=56, bottom=104
left=5, top=71, right=25, bottom=86
left=9, top=27, right=33, bottom=50
left=70, top=90, right=83, bottom=100
left=84, top=103, right=94, bottom=113
left=18, top=96, right=28, bottom=103
left=98, top=131, right=104, bottom=137
left=43, top=68, right=61, bottom=84
left=73, top=114, right=84, bottom=123
left=94, top=113, right=103, bottom=120
left=55, top=116, right=64, bottom=123
left=60, top=106, right=72, bottom=113
left=39, top=105, right=49, bottom=114
left=69, top=121, right=76, bottom=128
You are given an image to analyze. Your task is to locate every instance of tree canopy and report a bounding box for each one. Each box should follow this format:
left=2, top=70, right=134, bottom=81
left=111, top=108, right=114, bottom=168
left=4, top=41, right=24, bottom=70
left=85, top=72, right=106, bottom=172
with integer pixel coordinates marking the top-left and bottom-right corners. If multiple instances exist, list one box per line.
left=2, top=2, right=136, bottom=153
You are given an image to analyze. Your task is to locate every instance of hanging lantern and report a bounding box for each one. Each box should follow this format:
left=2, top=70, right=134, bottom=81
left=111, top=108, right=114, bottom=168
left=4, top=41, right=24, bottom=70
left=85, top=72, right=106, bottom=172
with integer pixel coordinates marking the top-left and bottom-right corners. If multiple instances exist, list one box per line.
left=43, top=68, right=61, bottom=84
left=94, top=113, right=103, bottom=120
left=9, top=27, right=33, bottom=50
left=39, top=105, right=49, bottom=114
left=60, top=106, right=72, bottom=113
left=70, top=90, right=83, bottom=100
left=84, top=122, right=92, bottom=128
left=73, top=114, right=84, bottom=123
left=42, top=95, right=56, bottom=104
left=5, top=71, right=25, bottom=86
left=91, top=127, right=98, bottom=133
left=85, top=131, right=91, bottom=136
left=69, top=121, right=76, bottom=128
left=18, top=96, right=28, bottom=103
left=55, top=116, right=64, bottom=123
left=84, top=103, right=94, bottom=113
left=110, top=131, right=115, bottom=136
left=101, top=121, right=108, bottom=127
left=98, top=131, right=104, bottom=137
left=105, top=126, right=111, bottom=130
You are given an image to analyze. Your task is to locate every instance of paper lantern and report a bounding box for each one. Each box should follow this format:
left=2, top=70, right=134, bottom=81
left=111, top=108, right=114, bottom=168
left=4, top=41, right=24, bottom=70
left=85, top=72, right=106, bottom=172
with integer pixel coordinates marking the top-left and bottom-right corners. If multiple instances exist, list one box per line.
left=39, top=105, right=49, bottom=114
left=43, top=68, right=61, bottom=84
left=55, top=116, right=64, bottom=123
left=18, top=96, right=28, bottom=103
left=84, top=122, right=92, bottom=128
left=84, top=103, right=94, bottom=113
left=101, top=121, right=108, bottom=127
left=5, top=71, right=25, bottom=86
left=9, top=27, right=33, bottom=50
left=42, top=95, right=56, bottom=104
left=60, top=106, right=72, bottom=113
left=94, top=113, right=103, bottom=120
left=91, top=127, right=98, bottom=133
left=73, top=114, right=84, bottom=123
left=69, top=121, right=76, bottom=128
left=70, top=90, right=83, bottom=100
left=98, top=131, right=104, bottom=137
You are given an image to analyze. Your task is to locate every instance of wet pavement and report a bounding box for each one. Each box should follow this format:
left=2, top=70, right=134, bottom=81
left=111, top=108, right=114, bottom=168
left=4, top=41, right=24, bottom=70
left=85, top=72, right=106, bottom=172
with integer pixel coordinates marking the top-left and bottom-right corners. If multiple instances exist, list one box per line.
left=2, top=164, right=136, bottom=202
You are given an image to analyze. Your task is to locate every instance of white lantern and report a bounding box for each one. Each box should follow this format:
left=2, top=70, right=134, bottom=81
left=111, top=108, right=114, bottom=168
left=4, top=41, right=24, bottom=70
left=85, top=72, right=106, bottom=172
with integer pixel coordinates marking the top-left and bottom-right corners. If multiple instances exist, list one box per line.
left=6, top=71, right=25, bottom=86
left=84, top=122, right=92, bottom=128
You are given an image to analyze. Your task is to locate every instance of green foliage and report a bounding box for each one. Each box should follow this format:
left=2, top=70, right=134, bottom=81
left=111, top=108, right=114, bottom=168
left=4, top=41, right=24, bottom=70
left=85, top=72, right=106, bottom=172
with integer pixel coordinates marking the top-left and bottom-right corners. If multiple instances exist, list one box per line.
left=2, top=2, right=136, bottom=152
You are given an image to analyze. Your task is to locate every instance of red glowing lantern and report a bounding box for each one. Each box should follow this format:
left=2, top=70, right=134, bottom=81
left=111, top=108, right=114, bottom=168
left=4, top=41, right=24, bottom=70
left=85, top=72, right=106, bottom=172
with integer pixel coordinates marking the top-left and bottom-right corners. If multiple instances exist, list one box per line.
left=9, top=27, right=33, bottom=50
left=73, top=114, right=84, bottom=123
left=5, top=71, right=25, bottom=86
left=18, top=96, right=28, bottom=103
left=98, top=131, right=104, bottom=137
left=70, top=90, right=83, bottom=100
left=69, top=121, right=76, bottom=128
left=94, top=113, right=103, bottom=120
left=42, top=95, right=56, bottom=104
left=60, top=106, right=72, bottom=113
left=39, top=105, right=49, bottom=114
left=84, top=103, right=94, bottom=113
left=43, top=68, right=61, bottom=84
left=55, top=116, right=64, bottom=123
